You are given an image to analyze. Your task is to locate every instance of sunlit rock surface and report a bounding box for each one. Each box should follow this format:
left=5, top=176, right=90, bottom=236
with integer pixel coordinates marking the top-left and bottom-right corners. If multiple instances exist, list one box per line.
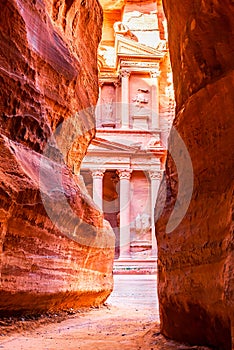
left=156, top=1, right=234, bottom=349
left=0, top=0, right=115, bottom=315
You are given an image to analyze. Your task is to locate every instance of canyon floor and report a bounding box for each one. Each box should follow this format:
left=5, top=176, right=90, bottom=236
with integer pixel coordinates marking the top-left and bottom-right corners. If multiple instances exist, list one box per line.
left=0, top=275, right=211, bottom=350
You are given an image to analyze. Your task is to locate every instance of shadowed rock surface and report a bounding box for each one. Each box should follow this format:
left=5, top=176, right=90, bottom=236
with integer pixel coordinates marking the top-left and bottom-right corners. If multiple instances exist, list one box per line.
left=156, top=1, right=234, bottom=349
left=0, top=0, right=115, bottom=315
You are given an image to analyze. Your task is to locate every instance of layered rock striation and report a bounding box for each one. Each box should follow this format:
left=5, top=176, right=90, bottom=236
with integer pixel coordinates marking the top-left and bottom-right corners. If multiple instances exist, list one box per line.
left=156, top=1, right=234, bottom=349
left=0, top=0, right=115, bottom=315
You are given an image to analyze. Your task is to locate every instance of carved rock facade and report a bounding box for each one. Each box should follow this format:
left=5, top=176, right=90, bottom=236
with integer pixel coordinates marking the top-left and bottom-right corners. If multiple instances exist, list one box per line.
left=82, top=0, right=173, bottom=261
left=0, top=0, right=115, bottom=315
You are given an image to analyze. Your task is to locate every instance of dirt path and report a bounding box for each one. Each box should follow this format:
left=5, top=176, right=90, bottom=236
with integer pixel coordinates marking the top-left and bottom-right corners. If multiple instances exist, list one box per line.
left=0, top=275, right=211, bottom=350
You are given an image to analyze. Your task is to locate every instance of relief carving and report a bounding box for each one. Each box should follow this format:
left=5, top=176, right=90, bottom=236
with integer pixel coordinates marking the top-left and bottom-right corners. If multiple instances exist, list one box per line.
left=102, top=98, right=114, bottom=119
left=135, top=213, right=151, bottom=240
left=101, top=95, right=116, bottom=127
left=132, top=88, right=150, bottom=125
left=132, top=88, right=149, bottom=106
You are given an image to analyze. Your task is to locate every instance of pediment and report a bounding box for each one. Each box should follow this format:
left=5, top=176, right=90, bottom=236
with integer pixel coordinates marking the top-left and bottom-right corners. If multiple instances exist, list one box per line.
left=88, top=137, right=142, bottom=153
left=115, top=35, right=166, bottom=58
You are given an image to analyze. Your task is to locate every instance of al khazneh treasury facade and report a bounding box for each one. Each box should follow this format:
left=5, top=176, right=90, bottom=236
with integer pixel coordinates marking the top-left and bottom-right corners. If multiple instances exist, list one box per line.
left=81, top=0, right=175, bottom=262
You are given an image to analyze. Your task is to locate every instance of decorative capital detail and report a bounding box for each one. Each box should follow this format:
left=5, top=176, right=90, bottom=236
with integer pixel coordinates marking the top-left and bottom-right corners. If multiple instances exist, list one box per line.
left=120, top=69, right=131, bottom=78
left=150, top=69, right=160, bottom=79
left=118, top=169, right=132, bottom=180
left=91, top=169, right=105, bottom=179
left=149, top=170, right=162, bottom=180
left=113, top=80, right=121, bottom=88
left=98, top=80, right=105, bottom=87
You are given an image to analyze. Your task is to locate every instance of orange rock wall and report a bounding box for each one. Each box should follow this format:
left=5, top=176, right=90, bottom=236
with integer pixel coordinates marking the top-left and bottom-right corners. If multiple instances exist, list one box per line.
left=0, top=0, right=115, bottom=315
left=156, top=1, right=234, bottom=349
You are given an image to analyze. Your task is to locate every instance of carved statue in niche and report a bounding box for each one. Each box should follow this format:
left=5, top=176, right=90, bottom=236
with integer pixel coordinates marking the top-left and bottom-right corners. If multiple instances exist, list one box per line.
left=102, top=98, right=114, bottom=120
left=102, top=98, right=115, bottom=126
left=132, top=89, right=150, bottom=117
left=135, top=213, right=151, bottom=240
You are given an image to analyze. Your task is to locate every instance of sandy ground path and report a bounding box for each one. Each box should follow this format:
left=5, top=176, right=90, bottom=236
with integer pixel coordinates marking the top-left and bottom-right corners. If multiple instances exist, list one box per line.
left=0, top=275, right=210, bottom=350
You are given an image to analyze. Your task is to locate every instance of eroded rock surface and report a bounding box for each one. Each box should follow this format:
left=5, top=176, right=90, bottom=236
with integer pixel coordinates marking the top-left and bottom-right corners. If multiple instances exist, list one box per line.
left=156, top=1, right=234, bottom=349
left=0, top=0, right=115, bottom=315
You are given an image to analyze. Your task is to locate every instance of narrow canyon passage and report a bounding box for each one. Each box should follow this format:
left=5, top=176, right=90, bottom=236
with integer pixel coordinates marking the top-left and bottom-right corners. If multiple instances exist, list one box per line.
left=0, top=275, right=158, bottom=350
left=0, top=275, right=211, bottom=350
left=0, top=0, right=232, bottom=348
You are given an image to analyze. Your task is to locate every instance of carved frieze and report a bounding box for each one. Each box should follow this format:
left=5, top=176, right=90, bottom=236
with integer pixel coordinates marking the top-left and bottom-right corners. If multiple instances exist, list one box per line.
left=121, top=61, right=160, bottom=68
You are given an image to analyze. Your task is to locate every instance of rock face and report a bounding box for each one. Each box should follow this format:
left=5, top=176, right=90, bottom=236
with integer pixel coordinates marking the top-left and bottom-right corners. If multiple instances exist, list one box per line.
left=0, top=0, right=115, bottom=315
left=156, top=1, right=234, bottom=349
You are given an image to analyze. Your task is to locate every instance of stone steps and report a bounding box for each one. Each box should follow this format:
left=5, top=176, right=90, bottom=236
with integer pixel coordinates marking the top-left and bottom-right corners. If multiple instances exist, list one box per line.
left=113, top=259, right=157, bottom=275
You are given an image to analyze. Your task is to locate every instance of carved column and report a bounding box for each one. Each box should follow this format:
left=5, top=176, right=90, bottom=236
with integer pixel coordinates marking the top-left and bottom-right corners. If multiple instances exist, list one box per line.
left=150, top=69, right=160, bottom=130
left=149, top=170, right=162, bottom=258
left=120, top=70, right=131, bottom=129
left=118, top=169, right=132, bottom=258
left=97, top=80, right=104, bottom=127
left=91, top=169, right=105, bottom=210
left=114, top=80, right=121, bottom=128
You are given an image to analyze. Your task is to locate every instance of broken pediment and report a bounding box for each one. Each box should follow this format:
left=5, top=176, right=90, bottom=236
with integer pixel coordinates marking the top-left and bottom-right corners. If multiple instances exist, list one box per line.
left=89, top=137, right=143, bottom=153
left=115, top=34, right=166, bottom=59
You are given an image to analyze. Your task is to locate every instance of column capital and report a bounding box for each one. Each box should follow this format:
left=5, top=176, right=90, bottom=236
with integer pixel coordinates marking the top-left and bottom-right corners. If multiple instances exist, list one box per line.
left=113, top=80, right=121, bottom=88
left=98, top=80, right=105, bottom=87
left=120, top=69, right=131, bottom=78
left=150, top=69, right=160, bottom=79
left=149, top=170, right=162, bottom=180
left=91, top=169, right=105, bottom=179
left=118, top=169, right=132, bottom=180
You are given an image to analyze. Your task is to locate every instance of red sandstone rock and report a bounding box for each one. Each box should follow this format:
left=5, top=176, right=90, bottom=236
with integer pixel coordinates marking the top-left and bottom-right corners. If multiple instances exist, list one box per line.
left=0, top=0, right=115, bottom=315
left=156, top=1, right=234, bottom=349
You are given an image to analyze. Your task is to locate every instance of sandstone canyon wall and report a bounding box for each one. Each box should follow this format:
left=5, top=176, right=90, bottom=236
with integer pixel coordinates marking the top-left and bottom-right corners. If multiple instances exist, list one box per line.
left=156, top=0, right=234, bottom=349
left=0, top=0, right=115, bottom=315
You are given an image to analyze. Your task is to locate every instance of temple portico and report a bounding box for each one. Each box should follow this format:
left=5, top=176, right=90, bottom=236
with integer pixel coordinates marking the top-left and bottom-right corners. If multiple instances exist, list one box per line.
left=81, top=150, right=163, bottom=260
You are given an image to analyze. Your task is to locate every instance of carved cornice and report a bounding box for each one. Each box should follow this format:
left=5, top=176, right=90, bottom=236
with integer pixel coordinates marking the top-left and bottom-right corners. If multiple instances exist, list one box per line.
left=121, top=61, right=159, bottom=68
left=118, top=169, right=132, bottom=180
left=98, top=78, right=121, bottom=88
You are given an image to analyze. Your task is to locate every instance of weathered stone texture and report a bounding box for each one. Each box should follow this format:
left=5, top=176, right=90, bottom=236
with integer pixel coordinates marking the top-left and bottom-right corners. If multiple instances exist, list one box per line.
left=0, top=0, right=115, bottom=315
left=156, top=1, right=234, bottom=349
